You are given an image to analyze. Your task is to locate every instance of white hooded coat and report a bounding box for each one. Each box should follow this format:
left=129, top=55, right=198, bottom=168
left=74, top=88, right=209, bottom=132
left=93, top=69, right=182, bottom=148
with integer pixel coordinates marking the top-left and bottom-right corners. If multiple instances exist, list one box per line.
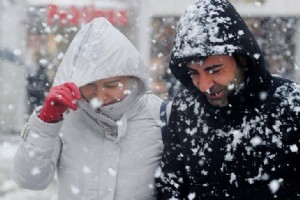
left=13, top=18, right=166, bottom=200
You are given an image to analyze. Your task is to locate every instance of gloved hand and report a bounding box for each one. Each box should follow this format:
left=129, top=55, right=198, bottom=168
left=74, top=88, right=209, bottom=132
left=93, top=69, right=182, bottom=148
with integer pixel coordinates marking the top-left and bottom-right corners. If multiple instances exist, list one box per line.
left=39, top=82, right=81, bottom=123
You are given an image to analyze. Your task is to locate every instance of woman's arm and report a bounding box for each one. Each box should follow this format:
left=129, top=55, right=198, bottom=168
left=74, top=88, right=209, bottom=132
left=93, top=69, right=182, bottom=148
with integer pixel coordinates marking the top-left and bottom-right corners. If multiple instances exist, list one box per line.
left=12, top=108, right=63, bottom=190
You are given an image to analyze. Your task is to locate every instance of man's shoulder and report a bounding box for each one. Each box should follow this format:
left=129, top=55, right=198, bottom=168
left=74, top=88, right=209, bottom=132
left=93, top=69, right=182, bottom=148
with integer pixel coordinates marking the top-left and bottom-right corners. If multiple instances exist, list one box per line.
left=129, top=92, right=163, bottom=120
left=269, top=76, right=300, bottom=108
left=172, top=89, right=203, bottom=111
left=271, top=76, right=300, bottom=97
left=173, top=89, right=194, bottom=101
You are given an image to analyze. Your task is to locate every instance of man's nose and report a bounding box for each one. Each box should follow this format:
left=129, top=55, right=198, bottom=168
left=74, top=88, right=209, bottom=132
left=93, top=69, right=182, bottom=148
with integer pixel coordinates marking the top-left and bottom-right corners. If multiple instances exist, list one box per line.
left=195, top=74, right=214, bottom=93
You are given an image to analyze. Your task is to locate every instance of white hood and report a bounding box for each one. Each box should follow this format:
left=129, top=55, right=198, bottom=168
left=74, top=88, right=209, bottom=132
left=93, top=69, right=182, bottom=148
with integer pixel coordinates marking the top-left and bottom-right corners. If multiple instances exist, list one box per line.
left=13, top=18, right=164, bottom=200
left=53, top=17, right=149, bottom=91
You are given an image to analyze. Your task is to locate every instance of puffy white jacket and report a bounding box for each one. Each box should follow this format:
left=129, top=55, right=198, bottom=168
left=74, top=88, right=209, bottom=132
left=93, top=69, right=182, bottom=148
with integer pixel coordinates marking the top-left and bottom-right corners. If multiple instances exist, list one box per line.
left=13, top=18, right=169, bottom=200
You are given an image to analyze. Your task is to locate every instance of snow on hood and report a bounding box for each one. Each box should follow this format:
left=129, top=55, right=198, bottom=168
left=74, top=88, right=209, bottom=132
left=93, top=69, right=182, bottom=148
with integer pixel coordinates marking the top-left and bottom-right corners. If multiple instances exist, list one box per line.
left=170, top=0, right=271, bottom=96
left=173, top=0, right=239, bottom=58
left=53, top=18, right=149, bottom=92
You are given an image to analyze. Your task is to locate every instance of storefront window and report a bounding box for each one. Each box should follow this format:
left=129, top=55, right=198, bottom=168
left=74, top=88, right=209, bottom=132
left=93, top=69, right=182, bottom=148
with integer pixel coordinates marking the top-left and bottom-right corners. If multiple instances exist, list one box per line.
left=150, top=17, right=180, bottom=99
left=245, top=17, right=299, bottom=80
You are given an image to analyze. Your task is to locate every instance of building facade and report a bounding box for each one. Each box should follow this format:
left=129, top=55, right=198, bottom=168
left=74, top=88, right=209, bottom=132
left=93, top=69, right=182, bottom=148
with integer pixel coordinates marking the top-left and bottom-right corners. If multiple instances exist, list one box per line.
left=0, top=0, right=27, bottom=133
left=1, top=0, right=300, bottom=132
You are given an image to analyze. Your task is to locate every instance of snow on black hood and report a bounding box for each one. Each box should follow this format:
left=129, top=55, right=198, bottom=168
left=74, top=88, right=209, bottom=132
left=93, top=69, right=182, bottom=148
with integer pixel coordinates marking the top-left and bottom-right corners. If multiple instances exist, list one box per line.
left=170, top=0, right=271, bottom=100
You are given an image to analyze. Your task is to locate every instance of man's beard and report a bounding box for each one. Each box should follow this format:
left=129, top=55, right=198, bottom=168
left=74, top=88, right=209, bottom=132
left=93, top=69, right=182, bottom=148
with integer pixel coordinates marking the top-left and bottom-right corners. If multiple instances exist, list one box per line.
left=205, top=82, right=245, bottom=107
left=207, top=95, right=228, bottom=107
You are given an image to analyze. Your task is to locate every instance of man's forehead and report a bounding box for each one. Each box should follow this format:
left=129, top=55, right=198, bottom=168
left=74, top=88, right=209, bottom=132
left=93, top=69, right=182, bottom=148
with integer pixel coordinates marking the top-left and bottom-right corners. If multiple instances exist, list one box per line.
left=187, top=58, right=207, bottom=68
left=188, top=60, right=205, bottom=66
left=187, top=55, right=207, bottom=65
left=187, top=55, right=234, bottom=67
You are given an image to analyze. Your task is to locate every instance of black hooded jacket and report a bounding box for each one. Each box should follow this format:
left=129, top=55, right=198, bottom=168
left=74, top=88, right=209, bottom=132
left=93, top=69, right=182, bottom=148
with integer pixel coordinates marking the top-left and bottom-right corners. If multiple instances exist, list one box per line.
left=156, top=0, right=300, bottom=199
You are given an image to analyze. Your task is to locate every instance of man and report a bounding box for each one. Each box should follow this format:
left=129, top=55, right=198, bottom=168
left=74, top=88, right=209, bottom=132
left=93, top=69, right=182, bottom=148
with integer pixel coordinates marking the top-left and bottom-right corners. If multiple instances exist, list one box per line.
left=156, top=0, right=300, bottom=199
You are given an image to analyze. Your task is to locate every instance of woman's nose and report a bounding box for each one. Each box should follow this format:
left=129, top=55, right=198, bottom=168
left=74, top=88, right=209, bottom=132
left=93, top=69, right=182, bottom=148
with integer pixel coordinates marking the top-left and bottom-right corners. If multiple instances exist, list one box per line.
left=95, top=88, right=109, bottom=104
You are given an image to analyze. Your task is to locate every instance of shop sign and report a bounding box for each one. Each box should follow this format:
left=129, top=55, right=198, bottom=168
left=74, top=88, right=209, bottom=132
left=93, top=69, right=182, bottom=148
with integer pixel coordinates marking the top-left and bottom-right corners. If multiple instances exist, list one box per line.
left=47, top=4, right=128, bottom=26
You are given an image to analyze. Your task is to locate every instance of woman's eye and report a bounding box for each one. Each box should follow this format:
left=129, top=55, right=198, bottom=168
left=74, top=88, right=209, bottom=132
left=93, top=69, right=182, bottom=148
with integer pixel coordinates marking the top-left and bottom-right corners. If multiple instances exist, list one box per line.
left=105, top=84, right=118, bottom=88
left=105, top=81, right=124, bottom=89
left=86, top=83, right=96, bottom=88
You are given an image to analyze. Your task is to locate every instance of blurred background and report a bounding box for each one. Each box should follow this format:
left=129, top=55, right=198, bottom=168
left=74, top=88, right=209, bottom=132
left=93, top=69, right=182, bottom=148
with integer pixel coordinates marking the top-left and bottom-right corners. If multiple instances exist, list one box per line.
left=0, top=0, right=300, bottom=199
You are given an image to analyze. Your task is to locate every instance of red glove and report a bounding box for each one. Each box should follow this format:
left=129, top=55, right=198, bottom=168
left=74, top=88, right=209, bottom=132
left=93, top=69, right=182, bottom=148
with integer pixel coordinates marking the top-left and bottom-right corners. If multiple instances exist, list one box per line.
left=39, top=82, right=81, bottom=123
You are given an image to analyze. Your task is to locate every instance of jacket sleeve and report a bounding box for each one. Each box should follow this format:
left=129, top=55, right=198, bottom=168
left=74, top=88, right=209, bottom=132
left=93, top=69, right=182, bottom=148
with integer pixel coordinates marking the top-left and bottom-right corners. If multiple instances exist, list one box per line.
left=156, top=104, right=189, bottom=200
left=12, top=107, right=63, bottom=190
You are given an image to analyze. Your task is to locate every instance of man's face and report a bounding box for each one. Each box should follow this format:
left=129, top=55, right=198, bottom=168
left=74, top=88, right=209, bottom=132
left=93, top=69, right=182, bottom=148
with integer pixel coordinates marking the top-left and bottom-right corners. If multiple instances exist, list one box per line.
left=187, top=55, right=244, bottom=107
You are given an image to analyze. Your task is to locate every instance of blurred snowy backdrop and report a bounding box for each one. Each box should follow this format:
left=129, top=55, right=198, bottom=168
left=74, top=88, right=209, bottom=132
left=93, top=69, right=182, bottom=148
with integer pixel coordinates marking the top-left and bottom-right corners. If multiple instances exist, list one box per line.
left=0, top=0, right=300, bottom=199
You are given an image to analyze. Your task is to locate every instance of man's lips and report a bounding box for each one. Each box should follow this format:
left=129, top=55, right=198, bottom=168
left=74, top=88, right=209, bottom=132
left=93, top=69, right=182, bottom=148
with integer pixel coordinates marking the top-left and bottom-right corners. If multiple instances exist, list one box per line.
left=205, top=89, right=224, bottom=99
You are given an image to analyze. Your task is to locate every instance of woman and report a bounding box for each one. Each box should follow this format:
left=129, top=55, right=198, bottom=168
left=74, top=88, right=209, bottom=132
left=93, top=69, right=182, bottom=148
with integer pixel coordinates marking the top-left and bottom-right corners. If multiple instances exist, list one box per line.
left=13, top=18, right=169, bottom=200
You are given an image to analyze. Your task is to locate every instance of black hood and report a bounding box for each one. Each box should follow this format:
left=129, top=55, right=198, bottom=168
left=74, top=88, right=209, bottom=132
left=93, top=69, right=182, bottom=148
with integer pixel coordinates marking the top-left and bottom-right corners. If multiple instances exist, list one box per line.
left=170, top=0, right=272, bottom=104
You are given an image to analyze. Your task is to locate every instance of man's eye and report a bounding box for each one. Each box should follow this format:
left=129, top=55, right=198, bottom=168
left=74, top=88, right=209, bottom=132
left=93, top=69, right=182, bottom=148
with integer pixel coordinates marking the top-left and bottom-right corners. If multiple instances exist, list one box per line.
left=188, top=70, right=198, bottom=75
left=208, top=70, right=220, bottom=74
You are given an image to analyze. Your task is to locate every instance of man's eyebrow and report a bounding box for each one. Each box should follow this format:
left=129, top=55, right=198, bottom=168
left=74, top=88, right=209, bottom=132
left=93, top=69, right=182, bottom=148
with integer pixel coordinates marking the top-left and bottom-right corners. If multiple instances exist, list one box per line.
left=186, top=66, right=197, bottom=70
left=203, top=64, right=223, bottom=71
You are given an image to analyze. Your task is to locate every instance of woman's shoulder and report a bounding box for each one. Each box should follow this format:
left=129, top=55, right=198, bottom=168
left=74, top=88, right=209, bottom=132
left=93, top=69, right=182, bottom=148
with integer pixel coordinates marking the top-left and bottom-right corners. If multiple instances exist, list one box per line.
left=127, top=92, right=163, bottom=120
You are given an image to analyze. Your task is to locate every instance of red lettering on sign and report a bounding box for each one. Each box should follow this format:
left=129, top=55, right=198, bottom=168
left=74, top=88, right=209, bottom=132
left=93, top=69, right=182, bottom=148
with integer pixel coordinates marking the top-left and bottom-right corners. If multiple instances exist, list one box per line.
left=47, top=4, right=128, bottom=26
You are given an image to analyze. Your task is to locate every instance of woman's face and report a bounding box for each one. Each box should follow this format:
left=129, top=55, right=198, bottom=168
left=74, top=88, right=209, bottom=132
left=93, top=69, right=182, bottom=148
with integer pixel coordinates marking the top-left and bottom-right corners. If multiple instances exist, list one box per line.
left=79, top=76, right=129, bottom=106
